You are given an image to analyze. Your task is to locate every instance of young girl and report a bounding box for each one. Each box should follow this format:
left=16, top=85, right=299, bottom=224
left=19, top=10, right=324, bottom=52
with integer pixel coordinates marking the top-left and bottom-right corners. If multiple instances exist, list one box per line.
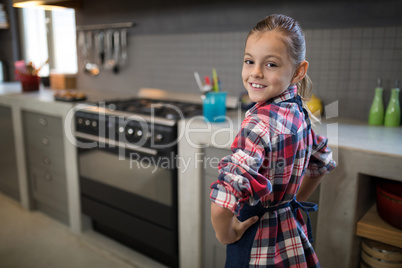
left=210, top=14, right=336, bottom=267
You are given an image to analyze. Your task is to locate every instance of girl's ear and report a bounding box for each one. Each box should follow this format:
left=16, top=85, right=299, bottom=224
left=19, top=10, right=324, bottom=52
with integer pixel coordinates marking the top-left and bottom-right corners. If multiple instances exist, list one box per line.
left=291, top=61, right=309, bottom=84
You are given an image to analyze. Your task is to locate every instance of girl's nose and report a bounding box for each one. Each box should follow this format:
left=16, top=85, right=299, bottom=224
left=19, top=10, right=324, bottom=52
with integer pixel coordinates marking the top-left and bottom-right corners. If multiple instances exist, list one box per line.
left=250, top=65, right=263, bottom=78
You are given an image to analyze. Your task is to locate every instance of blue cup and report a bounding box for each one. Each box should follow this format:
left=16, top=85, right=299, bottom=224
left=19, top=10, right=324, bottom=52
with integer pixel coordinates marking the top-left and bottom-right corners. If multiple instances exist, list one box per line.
left=203, top=92, right=227, bottom=123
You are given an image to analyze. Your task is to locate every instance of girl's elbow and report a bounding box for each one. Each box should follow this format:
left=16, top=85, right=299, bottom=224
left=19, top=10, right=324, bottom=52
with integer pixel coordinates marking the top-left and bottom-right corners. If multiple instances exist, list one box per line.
left=215, top=233, right=231, bottom=245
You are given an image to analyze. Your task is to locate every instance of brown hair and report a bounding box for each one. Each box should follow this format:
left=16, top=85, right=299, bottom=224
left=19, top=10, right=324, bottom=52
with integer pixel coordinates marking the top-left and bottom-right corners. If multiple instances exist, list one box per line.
left=247, top=14, right=313, bottom=100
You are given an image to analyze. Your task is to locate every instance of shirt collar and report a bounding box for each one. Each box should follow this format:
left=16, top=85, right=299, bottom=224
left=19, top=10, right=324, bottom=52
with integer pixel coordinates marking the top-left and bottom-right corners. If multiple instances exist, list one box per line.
left=246, top=85, right=298, bottom=117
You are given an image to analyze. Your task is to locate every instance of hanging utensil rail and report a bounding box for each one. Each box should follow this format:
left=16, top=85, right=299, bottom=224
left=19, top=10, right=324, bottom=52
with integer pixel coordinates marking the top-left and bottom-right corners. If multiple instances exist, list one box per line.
left=76, top=22, right=135, bottom=31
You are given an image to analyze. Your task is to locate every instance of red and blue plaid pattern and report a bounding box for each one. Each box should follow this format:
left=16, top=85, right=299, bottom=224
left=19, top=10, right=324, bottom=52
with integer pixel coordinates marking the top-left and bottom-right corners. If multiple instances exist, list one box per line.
left=210, top=86, right=336, bottom=267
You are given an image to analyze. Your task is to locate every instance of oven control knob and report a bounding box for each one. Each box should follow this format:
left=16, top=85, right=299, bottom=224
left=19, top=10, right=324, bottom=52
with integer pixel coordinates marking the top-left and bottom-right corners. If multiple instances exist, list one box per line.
left=91, top=120, right=98, bottom=128
left=155, top=133, right=163, bottom=142
left=85, top=119, right=91, bottom=126
left=127, top=128, right=134, bottom=135
left=136, top=130, right=143, bottom=138
left=119, top=126, right=125, bottom=133
left=77, top=118, right=84, bottom=125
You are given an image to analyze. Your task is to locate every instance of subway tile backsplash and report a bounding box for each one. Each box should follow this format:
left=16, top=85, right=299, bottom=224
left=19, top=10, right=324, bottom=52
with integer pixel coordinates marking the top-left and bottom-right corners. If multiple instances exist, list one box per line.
left=78, top=26, right=402, bottom=121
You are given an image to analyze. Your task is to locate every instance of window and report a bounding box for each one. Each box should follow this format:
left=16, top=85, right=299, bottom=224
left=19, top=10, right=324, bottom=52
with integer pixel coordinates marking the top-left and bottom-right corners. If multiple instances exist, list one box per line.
left=19, top=7, right=77, bottom=76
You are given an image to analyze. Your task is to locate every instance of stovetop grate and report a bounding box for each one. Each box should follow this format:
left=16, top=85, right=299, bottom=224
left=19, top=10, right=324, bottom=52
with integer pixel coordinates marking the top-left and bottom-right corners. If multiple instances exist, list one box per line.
left=101, top=98, right=203, bottom=120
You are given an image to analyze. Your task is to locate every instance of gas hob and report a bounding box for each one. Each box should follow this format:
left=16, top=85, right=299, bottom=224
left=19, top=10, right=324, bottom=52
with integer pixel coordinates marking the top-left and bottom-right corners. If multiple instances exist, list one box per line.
left=103, top=98, right=203, bottom=120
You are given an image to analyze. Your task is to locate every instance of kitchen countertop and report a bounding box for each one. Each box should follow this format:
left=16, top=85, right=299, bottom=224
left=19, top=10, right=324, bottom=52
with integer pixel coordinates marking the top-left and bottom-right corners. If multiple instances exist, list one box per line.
left=314, top=117, right=402, bottom=156
left=179, top=109, right=402, bottom=156
left=0, top=82, right=120, bottom=103
left=0, top=82, right=23, bottom=95
left=4, top=80, right=400, bottom=158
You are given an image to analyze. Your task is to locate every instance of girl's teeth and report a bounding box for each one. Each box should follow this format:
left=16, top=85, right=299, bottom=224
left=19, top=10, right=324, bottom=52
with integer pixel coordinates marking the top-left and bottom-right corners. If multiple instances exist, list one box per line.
left=252, top=83, right=264, bottom=88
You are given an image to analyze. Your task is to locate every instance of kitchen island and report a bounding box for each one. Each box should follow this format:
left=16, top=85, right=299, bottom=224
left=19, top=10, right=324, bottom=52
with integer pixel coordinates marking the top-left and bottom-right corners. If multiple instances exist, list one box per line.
left=1, top=82, right=402, bottom=268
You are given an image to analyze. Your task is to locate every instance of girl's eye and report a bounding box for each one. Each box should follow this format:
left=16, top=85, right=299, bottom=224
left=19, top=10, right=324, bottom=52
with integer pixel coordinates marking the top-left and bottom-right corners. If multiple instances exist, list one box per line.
left=266, top=63, right=277, bottom=68
left=244, top=59, right=254, bottom=65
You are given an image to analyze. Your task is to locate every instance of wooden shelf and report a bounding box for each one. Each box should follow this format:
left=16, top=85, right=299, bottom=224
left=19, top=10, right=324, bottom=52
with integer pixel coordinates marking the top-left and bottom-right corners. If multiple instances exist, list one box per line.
left=356, top=204, right=402, bottom=248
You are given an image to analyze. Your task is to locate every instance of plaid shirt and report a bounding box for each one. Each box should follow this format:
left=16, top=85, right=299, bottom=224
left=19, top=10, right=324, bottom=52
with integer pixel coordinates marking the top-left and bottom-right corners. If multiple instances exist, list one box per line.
left=210, top=86, right=336, bottom=267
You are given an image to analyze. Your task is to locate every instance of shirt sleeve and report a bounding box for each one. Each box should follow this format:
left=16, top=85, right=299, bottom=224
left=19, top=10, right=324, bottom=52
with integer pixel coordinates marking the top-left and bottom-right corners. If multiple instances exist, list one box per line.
left=305, top=129, right=336, bottom=177
left=209, top=115, right=272, bottom=214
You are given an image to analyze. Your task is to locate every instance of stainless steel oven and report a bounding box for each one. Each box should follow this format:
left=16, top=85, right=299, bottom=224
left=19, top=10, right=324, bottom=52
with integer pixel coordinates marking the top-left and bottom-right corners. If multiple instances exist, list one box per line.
left=74, top=98, right=202, bottom=268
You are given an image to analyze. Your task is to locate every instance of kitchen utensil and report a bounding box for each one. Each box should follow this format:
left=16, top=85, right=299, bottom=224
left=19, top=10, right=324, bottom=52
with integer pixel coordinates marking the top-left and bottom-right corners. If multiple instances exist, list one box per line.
left=77, top=31, right=85, bottom=58
left=194, top=71, right=212, bottom=94
left=98, top=31, right=105, bottom=65
left=104, top=30, right=116, bottom=71
left=0, top=60, right=4, bottom=81
left=120, top=28, right=127, bottom=67
left=112, top=30, right=120, bottom=73
left=212, top=68, right=219, bottom=92
left=362, top=239, right=402, bottom=262
left=32, top=59, right=49, bottom=76
left=361, top=239, right=402, bottom=268
left=92, top=31, right=102, bottom=67
left=376, top=179, right=402, bottom=230
left=83, top=31, right=99, bottom=76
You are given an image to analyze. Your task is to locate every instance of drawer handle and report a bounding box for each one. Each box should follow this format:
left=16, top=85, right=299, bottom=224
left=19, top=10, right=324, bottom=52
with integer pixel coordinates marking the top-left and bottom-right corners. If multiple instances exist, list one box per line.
left=38, top=118, right=48, bottom=126
left=43, top=172, right=52, bottom=181
left=41, top=137, right=49, bottom=146
left=43, top=156, right=51, bottom=165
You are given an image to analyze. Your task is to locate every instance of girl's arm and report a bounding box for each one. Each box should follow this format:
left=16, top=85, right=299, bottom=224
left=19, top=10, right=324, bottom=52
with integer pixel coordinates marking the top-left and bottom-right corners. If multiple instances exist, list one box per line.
left=211, top=202, right=259, bottom=245
left=296, top=174, right=324, bottom=202
left=297, top=129, right=336, bottom=202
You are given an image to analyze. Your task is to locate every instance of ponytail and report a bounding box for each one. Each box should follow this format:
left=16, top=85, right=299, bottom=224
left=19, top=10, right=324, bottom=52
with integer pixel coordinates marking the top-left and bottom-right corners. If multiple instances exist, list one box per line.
left=298, top=74, right=320, bottom=123
left=297, top=74, right=313, bottom=101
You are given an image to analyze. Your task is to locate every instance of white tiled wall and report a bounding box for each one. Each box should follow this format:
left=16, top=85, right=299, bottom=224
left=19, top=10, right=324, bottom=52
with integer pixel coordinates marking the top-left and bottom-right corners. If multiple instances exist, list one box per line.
left=78, top=26, right=402, bottom=121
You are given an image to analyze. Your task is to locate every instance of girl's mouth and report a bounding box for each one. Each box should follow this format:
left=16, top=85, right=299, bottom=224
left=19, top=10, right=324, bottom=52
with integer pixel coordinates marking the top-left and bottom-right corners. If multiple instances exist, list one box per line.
left=249, top=83, right=266, bottom=89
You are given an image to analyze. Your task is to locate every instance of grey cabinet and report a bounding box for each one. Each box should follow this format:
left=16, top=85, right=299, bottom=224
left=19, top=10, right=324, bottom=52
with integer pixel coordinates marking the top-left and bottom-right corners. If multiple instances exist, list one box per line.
left=202, top=147, right=231, bottom=268
left=23, top=111, right=69, bottom=225
left=0, top=105, right=19, bottom=201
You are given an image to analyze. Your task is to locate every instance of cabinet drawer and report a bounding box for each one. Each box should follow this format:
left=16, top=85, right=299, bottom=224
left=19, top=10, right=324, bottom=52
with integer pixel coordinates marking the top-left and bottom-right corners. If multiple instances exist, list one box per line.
left=25, top=129, right=64, bottom=150
left=27, top=149, right=66, bottom=174
left=23, top=111, right=63, bottom=137
left=29, top=166, right=67, bottom=204
left=25, top=134, right=65, bottom=159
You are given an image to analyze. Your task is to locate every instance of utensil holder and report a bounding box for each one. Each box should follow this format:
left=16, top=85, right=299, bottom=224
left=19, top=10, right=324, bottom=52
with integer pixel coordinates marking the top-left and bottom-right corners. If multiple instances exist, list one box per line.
left=203, top=92, right=227, bottom=123
left=20, top=74, right=40, bottom=92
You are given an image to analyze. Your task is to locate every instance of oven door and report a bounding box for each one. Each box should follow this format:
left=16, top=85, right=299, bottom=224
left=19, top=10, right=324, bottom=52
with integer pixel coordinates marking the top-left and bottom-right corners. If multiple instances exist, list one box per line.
left=78, top=142, right=178, bottom=267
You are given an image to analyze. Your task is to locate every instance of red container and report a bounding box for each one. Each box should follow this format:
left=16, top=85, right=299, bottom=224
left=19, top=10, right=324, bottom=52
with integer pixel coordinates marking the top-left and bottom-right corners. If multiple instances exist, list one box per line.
left=376, top=180, right=402, bottom=230
left=20, top=74, right=40, bottom=92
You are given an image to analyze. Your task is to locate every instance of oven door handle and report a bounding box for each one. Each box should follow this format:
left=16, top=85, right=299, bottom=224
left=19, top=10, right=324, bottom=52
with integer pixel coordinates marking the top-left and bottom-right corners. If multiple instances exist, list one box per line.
left=75, top=131, right=158, bottom=156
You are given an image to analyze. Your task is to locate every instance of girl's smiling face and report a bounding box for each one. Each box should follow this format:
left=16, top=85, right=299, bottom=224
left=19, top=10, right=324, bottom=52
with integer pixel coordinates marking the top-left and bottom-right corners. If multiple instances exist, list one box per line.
left=242, top=30, right=300, bottom=103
